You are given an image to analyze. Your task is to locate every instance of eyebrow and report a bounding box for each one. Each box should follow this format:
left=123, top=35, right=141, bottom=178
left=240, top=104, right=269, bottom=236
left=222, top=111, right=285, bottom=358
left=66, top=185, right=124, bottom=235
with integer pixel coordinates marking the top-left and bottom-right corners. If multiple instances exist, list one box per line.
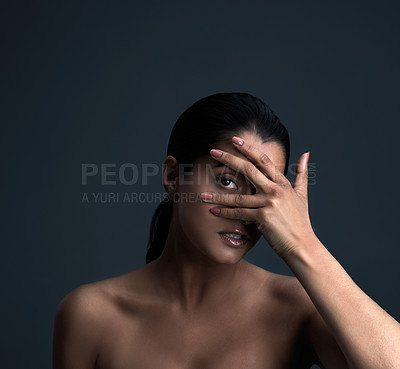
left=213, top=163, right=243, bottom=177
left=214, top=163, right=243, bottom=174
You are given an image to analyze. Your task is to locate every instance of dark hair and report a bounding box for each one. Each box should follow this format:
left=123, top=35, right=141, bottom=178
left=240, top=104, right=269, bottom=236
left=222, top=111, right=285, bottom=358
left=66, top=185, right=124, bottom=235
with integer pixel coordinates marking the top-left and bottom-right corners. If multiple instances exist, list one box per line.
left=145, top=92, right=290, bottom=263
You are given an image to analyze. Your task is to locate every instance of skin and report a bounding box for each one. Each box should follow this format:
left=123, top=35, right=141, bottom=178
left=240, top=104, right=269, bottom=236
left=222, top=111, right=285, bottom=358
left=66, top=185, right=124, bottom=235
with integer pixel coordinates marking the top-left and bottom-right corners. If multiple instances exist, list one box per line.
left=53, top=131, right=400, bottom=369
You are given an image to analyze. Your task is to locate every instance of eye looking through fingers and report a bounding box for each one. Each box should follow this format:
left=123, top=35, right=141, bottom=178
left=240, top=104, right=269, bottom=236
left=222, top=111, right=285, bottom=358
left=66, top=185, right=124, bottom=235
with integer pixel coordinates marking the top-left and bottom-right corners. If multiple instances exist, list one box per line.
left=215, top=176, right=238, bottom=190
left=214, top=166, right=255, bottom=194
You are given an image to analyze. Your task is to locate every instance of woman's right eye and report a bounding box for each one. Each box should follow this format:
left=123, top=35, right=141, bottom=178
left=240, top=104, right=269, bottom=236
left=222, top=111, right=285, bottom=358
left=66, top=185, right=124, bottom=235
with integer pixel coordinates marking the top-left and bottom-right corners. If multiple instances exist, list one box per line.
left=215, top=176, right=238, bottom=190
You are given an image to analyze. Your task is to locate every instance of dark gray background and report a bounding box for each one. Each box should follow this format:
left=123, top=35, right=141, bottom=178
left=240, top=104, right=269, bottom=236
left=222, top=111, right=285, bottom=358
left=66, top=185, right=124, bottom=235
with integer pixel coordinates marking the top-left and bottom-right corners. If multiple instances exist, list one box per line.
left=2, top=1, right=399, bottom=368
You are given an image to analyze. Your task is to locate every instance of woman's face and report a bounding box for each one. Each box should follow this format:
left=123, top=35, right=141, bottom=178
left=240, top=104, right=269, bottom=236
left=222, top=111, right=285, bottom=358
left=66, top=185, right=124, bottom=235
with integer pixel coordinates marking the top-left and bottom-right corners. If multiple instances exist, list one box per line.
left=169, top=131, right=287, bottom=265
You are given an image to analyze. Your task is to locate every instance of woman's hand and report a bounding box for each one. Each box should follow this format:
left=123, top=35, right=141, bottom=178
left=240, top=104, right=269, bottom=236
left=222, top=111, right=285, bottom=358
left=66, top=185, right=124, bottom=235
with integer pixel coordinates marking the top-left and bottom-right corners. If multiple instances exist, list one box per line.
left=200, top=136, right=317, bottom=261
left=201, top=137, right=400, bottom=369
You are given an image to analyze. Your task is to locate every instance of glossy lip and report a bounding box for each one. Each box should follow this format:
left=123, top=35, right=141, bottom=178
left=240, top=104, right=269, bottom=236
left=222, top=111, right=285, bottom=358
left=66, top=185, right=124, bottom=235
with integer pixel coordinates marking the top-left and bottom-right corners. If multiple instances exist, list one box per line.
left=218, top=233, right=248, bottom=248
left=218, top=228, right=250, bottom=240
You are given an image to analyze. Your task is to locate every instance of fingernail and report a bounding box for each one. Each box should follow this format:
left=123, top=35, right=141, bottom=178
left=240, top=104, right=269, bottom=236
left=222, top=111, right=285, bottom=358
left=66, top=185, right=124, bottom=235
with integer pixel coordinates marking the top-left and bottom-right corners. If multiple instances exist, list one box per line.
left=307, top=152, right=310, bottom=163
left=201, top=192, right=213, bottom=200
left=210, top=208, right=220, bottom=214
left=210, top=149, right=223, bottom=157
left=232, top=136, right=243, bottom=146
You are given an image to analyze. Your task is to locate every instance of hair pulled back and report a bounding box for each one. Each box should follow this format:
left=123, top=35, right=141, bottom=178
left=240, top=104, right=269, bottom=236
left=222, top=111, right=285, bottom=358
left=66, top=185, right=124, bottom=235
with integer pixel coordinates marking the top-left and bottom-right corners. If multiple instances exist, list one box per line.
left=146, top=92, right=290, bottom=263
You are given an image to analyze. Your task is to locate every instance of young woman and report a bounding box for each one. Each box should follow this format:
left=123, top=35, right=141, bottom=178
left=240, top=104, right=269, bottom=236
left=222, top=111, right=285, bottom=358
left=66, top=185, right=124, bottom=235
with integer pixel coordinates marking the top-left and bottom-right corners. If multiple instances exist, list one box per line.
left=53, top=92, right=400, bottom=369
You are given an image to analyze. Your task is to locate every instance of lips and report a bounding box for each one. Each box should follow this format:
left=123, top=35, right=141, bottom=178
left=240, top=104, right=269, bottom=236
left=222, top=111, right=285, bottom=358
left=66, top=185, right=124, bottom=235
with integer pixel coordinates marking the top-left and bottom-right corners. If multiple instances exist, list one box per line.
left=218, top=228, right=250, bottom=240
left=218, top=233, right=248, bottom=247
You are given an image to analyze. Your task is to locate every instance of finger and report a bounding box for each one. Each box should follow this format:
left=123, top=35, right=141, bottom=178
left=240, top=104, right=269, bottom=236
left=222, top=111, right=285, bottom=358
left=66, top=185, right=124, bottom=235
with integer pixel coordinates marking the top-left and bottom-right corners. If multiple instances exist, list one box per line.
left=231, top=136, right=287, bottom=184
left=209, top=206, right=257, bottom=223
left=210, top=149, right=271, bottom=189
left=200, top=192, right=266, bottom=208
left=293, top=152, right=309, bottom=204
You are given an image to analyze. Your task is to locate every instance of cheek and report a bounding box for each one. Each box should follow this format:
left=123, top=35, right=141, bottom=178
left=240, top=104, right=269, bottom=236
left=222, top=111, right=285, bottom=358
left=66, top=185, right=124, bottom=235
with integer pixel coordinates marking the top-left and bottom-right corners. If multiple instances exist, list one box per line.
left=179, top=197, right=214, bottom=226
left=176, top=167, right=224, bottom=238
left=177, top=185, right=218, bottom=237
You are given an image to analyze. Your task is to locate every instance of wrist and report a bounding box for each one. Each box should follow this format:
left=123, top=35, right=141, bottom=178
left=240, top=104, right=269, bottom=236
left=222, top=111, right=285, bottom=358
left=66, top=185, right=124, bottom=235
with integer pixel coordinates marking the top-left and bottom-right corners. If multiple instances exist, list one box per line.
left=281, top=233, right=325, bottom=270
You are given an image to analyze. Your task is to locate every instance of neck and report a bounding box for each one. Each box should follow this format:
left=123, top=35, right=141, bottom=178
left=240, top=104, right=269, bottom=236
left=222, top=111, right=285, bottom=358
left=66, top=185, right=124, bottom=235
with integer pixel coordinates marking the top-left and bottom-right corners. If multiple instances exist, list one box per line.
left=149, top=218, right=249, bottom=311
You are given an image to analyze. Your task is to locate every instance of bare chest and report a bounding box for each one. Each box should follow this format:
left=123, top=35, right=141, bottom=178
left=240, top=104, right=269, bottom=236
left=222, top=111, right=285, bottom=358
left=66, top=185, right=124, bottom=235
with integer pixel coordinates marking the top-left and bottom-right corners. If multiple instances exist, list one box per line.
left=95, top=307, right=308, bottom=369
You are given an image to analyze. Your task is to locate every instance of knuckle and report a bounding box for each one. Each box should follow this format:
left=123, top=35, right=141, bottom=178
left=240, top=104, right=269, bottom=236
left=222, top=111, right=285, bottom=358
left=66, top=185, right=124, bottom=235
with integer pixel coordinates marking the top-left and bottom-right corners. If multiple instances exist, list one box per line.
left=259, top=153, right=271, bottom=165
left=279, top=179, right=289, bottom=188
left=269, top=185, right=279, bottom=197
left=244, top=142, right=253, bottom=153
left=261, top=196, right=273, bottom=207
left=234, top=193, right=244, bottom=206
left=261, top=197, right=270, bottom=207
left=265, top=166, right=278, bottom=182
left=233, top=207, right=243, bottom=217
left=265, top=197, right=275, bottom=207
left=274, top=186, right=284, bottom=198
left=247, top=164, right=259, bottom=179
left=258, top=207, right=269, bottom=219
left=270, top=167, right=280, bottom=181
left=223, top=153, right=231, bottom=163
left=270, top=196, right=279, bottom=207
left=264, top=194, right=279, bottom=207
left=280, top=181, right=291, bottom=191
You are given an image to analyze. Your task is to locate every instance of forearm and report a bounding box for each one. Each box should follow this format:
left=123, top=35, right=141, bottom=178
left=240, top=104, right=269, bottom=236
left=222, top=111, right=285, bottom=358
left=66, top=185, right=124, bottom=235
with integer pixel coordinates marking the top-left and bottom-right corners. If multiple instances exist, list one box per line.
left=285, top=236, right=400, bottom=369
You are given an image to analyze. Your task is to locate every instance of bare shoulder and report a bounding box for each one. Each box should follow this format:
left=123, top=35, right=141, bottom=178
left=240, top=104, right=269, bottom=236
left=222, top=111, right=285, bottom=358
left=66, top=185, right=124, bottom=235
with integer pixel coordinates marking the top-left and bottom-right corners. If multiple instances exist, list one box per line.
left=55, top=281, right=112, bottom=323
left=53, top=282, right=109, bottom=368
left=256, top=267, right=348, bottom=368
left=269, top=271, right=314, bottom=311
left=53, top=270, right=146, bottom=369
left=241, top=263, right=321, bottom=366
left=244, top=261, right=313, bottom=314
left=53, top=277, right=124, bottom=345
left=55, top=268, right=147, bottom=320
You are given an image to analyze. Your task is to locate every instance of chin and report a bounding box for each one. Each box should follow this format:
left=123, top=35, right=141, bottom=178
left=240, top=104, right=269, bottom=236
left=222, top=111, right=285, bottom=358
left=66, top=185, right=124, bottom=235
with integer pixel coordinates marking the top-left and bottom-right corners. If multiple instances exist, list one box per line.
left=195, top=235, right=255, bottom=265
left=218, top=255, right=244, bottom=265
left=204, top=246, right=249, bottom=265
